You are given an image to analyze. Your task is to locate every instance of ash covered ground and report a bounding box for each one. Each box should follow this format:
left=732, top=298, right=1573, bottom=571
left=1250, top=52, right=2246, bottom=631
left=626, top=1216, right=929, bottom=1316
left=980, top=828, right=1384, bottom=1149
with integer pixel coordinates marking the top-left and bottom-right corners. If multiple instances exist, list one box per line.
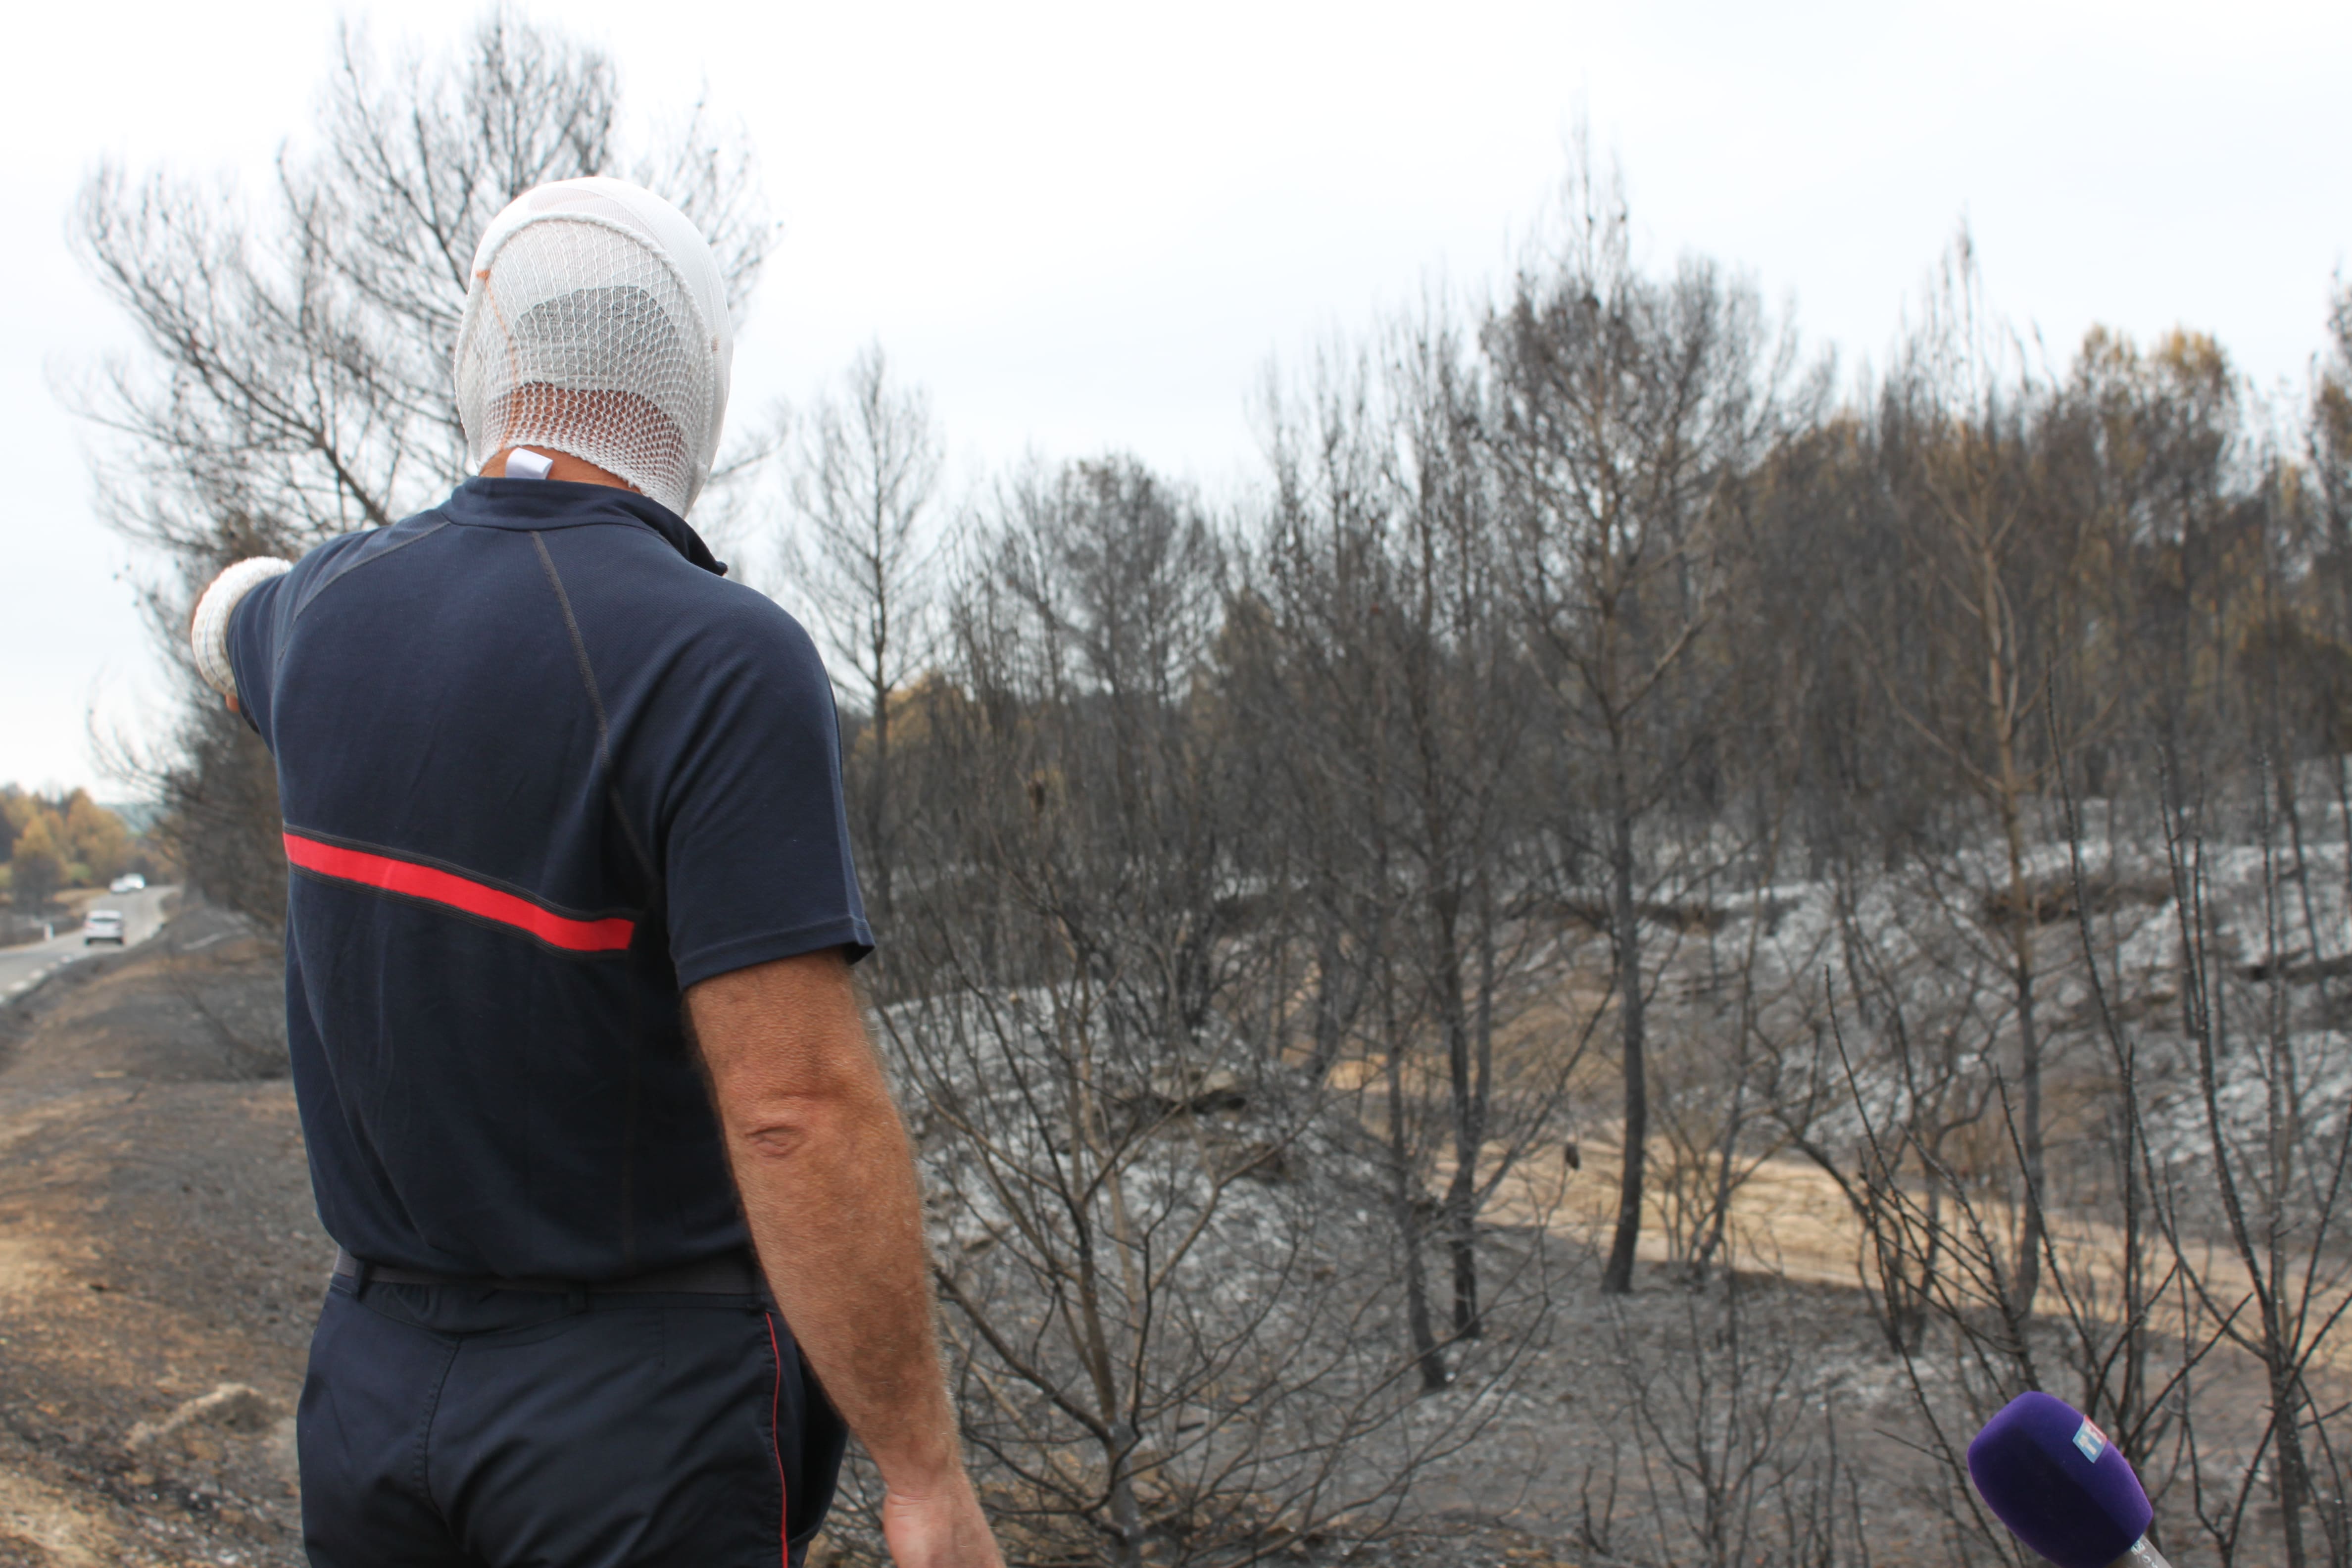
left=0, top=897, right=2152, bottom=1568
left=0, top=900, right=319, bottom=1567
left=0, top=907, right=1660, bottom=1568
left=0, top=906, right=1754, bottom=1568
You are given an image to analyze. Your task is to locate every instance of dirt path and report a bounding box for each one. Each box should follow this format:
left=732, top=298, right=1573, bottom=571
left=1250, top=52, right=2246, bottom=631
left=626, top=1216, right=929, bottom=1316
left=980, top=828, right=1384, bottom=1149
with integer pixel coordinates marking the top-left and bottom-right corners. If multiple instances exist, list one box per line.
left=1466, top=1125, right=2352, bottom=1397
left=0, top=902, right=325, bottom=1568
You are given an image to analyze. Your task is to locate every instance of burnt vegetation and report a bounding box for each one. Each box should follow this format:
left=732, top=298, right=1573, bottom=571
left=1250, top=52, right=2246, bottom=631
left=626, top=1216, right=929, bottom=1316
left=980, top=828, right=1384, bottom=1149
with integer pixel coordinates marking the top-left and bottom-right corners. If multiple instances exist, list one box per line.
left=70, top=16, right=2352, bottom=1568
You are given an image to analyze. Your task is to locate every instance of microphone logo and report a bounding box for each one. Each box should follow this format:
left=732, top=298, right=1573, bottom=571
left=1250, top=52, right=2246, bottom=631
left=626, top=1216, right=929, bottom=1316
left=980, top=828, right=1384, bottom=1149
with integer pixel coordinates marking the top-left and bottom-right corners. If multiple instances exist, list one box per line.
left=2073, top=1419, right=2109, bottom=1463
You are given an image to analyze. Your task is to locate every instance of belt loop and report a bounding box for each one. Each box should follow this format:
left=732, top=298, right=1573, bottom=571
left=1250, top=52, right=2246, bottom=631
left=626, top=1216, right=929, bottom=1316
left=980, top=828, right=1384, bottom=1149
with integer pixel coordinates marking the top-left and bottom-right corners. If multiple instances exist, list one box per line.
left=351, top=1255, right=374, bottom=1299
left=566, top=1283, right=588, bottom=1315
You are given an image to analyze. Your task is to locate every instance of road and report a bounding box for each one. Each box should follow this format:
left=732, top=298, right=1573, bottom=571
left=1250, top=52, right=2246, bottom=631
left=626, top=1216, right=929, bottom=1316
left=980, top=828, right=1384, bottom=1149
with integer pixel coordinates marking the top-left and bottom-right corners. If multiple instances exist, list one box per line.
left=0, top=885, right=178, bottom=1003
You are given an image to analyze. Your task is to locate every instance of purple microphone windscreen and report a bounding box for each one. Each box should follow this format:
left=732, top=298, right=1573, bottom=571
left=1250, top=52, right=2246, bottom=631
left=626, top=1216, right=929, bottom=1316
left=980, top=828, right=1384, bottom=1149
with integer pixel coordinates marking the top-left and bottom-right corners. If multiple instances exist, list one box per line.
left=1967, top=1392, right=2152, bottom=1568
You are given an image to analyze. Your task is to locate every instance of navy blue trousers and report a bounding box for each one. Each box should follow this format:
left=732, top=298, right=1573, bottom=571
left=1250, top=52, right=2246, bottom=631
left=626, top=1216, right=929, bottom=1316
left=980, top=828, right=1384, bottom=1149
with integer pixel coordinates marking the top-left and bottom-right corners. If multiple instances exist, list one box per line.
left=297, top=1273, right=845, bottom=1567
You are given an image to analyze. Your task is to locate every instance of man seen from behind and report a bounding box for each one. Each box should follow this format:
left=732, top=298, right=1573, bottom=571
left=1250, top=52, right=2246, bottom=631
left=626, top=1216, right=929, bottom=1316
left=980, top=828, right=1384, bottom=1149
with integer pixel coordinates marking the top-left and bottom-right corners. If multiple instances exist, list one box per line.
left=188, top=175, right=1001, bottom=1568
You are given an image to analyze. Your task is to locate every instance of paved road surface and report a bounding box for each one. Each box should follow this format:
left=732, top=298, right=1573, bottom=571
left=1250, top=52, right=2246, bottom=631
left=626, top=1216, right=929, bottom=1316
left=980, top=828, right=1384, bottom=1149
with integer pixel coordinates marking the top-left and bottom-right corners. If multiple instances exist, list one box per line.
left=0, top=884, right=178, bottom=1002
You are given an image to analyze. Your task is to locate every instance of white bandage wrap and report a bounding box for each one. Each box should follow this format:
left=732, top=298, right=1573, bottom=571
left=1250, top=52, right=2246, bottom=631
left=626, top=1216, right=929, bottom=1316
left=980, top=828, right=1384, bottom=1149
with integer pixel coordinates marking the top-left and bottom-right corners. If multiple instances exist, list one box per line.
left=190, top=557, right=293, bottom=699
left=452, top=177, right=733, bottom=517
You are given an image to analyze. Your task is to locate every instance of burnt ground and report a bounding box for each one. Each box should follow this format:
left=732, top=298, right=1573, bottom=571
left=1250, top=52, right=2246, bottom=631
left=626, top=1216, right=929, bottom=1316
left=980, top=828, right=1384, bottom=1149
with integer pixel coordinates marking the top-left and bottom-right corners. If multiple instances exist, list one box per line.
left=0, top=900, right=2089, bottom=1568
left=0, top=903, right=1641, bottom=1568
left=0, top=900, right=320, bottom=1568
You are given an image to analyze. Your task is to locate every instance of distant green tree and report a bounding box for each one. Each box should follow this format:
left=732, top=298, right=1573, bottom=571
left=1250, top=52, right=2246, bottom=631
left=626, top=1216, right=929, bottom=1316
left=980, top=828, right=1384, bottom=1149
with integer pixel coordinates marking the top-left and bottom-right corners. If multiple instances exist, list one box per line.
left=10, top=813, right=66, bottom=912
left=0, top=785, right=23, bottom=863
left=52, top=790, right=129, bottom=884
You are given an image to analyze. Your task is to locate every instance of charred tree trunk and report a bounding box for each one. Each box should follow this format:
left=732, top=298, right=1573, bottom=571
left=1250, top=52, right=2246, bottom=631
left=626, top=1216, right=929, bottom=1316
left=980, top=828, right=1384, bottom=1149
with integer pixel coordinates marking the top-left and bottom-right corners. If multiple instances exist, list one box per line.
left=1433, top=884, right=1486, bottom=1338
left=868, top=659, right=894, bottom=921
left=1602, top=760, right=1648, bottom=1296
left=1982, top=522, right=2045, bottom=1319
left=1390, top=994, right=1451, bottom=1392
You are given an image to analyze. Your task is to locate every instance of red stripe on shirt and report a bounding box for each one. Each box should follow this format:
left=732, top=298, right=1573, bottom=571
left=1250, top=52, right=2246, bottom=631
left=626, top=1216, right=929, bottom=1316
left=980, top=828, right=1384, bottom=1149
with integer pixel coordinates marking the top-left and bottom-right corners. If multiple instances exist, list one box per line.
left=282, top=832, right=636, bottom=953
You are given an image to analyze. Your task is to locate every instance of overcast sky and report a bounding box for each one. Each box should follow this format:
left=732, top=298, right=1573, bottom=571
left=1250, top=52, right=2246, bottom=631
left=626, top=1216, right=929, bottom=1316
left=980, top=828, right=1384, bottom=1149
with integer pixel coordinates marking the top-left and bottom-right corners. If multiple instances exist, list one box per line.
left=2, top=0, right=2345, bottom=797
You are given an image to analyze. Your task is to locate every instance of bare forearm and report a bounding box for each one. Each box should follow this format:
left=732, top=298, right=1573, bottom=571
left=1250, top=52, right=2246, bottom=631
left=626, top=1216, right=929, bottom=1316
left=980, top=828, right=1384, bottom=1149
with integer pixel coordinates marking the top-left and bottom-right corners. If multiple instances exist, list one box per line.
left=729, top=1087, right=957, bottom=1486
left=687, top=955, right=961, bottom=1492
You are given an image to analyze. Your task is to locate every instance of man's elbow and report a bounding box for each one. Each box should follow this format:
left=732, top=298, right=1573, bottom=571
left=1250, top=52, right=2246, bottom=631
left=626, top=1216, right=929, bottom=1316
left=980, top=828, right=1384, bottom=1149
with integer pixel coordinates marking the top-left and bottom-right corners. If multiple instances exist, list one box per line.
left=723, top=1087, right=889, bottom=1166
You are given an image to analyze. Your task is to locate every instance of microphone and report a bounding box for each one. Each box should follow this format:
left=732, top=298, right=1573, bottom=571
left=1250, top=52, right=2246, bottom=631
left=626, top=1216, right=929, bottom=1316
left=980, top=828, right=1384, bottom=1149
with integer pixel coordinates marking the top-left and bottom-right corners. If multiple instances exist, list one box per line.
left=1967, top=1392, right=2170, bottom=1568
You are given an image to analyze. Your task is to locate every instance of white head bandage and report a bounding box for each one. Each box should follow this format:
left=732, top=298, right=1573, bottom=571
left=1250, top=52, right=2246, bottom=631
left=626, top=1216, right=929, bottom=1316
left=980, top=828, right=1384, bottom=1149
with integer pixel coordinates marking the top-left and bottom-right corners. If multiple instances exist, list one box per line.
left=452, top=177, right=733, bottom=517
left=191, top=557, right=293, bottom=699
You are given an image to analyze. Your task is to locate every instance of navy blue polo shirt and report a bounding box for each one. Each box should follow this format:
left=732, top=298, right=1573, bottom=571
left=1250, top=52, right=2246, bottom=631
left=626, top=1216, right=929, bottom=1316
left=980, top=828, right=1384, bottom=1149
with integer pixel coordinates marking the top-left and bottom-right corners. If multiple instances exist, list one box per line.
left=227, top=477, right=873, bottom=1281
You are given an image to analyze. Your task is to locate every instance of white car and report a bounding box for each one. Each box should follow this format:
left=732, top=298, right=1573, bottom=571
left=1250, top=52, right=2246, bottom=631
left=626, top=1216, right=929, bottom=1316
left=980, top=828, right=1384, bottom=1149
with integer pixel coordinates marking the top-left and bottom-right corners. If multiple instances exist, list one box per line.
left=109, top=873, right=147, bottom=893
left=83, top=910, right=126, bottom=945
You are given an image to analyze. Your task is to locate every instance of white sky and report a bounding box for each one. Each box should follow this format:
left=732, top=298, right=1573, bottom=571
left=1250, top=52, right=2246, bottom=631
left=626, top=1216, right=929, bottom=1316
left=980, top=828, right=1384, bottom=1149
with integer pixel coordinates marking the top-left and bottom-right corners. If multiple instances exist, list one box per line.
left=2, top=0, right=2346, bottom=796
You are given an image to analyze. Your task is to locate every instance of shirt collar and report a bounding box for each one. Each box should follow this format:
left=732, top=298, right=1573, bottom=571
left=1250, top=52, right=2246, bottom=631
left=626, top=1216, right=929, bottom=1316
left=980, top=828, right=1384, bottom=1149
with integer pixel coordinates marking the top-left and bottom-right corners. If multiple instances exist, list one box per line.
left=440, top=477, right=729, bottom=577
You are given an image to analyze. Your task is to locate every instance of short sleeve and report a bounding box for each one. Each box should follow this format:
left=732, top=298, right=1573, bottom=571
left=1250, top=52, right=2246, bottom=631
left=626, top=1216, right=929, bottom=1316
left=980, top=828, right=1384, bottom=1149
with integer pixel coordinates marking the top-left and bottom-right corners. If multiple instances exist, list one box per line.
left=652, top=599, right=873, bottom=988
left=225, top=571, right=293, bottom=740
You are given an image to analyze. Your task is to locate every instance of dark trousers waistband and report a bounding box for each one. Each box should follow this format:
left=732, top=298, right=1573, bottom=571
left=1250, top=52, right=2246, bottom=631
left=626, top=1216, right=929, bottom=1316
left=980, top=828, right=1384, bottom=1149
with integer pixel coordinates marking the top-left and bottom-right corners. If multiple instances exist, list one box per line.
left=333, top=1246, right=763, bottom=1296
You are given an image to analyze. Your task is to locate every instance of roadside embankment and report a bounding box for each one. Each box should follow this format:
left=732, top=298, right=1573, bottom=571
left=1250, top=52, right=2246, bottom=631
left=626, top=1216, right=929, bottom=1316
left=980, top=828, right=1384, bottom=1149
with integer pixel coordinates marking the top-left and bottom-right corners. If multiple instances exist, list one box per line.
left=0, top=899, right=319, bottom=1568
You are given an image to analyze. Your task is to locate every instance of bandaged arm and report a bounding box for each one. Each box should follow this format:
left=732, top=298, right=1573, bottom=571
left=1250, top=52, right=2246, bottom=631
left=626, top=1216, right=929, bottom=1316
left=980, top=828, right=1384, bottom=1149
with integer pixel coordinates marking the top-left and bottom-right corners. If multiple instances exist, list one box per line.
left=189, top=558, right=293, bottom=702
